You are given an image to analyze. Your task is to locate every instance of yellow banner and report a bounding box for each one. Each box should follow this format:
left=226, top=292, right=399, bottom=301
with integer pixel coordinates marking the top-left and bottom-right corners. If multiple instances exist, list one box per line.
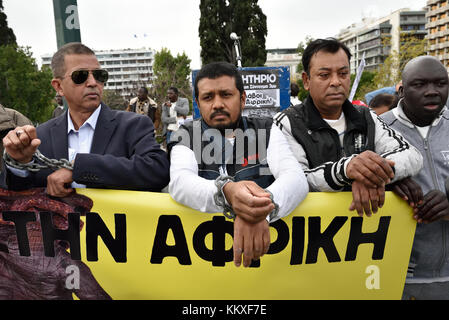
left=72, top=189, right=416, bottom=300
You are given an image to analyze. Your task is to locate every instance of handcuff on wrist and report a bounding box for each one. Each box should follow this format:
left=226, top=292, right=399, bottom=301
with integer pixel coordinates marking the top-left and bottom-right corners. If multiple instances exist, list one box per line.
left=214, top=175, right=236, bottom=219
left=264, top=189, right=280, bottom=222
left=214, top=176, right=280, bottom=221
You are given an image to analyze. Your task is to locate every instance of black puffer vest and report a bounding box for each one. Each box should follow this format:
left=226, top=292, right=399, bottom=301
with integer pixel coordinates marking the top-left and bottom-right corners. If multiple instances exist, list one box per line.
left=282, top=96, right=376, bottom=169
left=169, top=117, right=275, bottom=188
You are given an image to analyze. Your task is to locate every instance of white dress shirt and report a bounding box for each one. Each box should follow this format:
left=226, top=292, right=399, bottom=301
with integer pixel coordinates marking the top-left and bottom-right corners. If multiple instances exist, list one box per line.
left=167, top=101, right=178, bottom=131
left=66, top=105, right=101, bottom=188
left=169, top=123, right=309, bottom=222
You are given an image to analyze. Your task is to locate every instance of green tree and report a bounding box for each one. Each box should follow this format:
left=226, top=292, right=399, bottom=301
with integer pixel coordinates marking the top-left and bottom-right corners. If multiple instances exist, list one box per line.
left=103, top=89, right=127, bottom=110
left=152, top=48, right=192, bottom=110
left=296, top=35, right=314, bottom=73
left=294, top=78, right=308, bottom=102
left=0, top=45, right=54, bottom=123
left=293, top=36, right=315, bottom=101
left=199, top=0, right=267, bottom=67
left=0, top=0, right=16, bottom=46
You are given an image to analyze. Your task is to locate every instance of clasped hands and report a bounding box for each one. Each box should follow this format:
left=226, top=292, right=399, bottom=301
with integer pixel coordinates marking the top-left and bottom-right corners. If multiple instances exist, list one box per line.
left=346, top=151, right=395, bottom=217
left=393, top=177, right=449, bottom=224
left=346, top=151, right=449, bottom=223
left=222, top=181, right=274, bottom=268
left=3, top=125, right=74, bottom=198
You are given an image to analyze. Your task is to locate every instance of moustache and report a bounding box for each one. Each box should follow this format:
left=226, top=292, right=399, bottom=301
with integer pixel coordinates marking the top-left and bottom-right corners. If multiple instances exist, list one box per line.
left=210, top=110, right=230, bottom=119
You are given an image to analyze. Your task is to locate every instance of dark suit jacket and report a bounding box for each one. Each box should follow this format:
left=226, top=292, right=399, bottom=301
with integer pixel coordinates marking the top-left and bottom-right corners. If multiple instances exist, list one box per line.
left=1, top=104, right=170, bottom=192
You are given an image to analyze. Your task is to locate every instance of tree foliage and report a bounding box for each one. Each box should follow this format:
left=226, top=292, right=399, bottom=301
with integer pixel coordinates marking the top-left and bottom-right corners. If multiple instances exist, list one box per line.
left=292, top=36, right=315, bottom=101
left=294, top=78, right=308, bottom=102
left=0, top=0, right=16, bottom=46
left=152, top=48, right=192, bottom=110
left=296, top=35, right=314, bottom=73
left=373, top=31, right=427, bottom=89
left=103, top=89, right=127, bottom=110
left=0, top=5, right=53, bottom=123
left=199, top=0, right=267, bottom=67
left=0, top=45, right=54, bottom=123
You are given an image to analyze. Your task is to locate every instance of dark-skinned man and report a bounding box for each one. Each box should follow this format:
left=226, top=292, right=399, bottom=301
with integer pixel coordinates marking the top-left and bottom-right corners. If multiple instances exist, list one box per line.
left=381, top=56, right=449, bottom=300
left=127, top=87, right=160, bottom=133
left=168, top=62, right=309, bottom=268
left=274, top=38, right=423, bottom=217
left=0, top=104, right=32, bottom=170
left=161, top=86, right=189, bottom=145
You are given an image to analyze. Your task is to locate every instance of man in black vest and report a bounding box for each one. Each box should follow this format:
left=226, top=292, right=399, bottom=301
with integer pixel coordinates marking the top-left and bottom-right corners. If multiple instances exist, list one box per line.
left=274, top=38, right=423, bottom=216
left=168, top=62, right=308, bottom=268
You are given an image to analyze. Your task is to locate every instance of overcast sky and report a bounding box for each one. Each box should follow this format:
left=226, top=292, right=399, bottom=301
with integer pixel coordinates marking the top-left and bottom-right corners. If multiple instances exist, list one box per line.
left=4, top=0, right=426, bottom=69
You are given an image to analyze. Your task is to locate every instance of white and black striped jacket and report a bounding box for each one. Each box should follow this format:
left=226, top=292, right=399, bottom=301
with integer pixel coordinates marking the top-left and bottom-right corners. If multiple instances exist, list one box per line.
left=274, top=96, right=423, bottom=192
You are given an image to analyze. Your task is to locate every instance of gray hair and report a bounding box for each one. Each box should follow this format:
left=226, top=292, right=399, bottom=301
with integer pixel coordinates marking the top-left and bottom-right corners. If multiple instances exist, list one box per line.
left=51, top=42, right=96, bottom=79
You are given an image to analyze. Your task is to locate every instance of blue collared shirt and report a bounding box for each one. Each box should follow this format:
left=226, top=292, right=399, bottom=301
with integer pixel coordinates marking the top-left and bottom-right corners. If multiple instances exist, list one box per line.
left=8, top=105, right=102, bottom=189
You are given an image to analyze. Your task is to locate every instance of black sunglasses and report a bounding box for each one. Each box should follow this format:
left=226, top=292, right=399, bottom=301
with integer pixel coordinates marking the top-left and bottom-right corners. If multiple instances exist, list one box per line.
left=70, top=69, right=109, bottom=85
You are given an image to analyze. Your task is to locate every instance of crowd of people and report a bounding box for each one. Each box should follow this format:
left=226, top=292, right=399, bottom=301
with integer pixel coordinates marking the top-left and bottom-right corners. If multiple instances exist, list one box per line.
left=0, top=38, right=448, bottom=300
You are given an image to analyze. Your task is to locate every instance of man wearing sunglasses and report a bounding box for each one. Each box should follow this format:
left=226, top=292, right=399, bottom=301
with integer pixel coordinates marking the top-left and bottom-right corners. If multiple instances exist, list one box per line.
left=1, top=42, right=170, bottom=196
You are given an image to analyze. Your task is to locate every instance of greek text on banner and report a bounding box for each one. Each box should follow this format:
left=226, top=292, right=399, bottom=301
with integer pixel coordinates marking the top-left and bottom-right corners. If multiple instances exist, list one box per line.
left=74, top=190, right=416, bottom=300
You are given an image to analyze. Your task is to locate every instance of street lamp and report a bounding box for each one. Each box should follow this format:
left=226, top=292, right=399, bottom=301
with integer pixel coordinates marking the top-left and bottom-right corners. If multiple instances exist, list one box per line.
left=230, top=32, right=242, bottom=68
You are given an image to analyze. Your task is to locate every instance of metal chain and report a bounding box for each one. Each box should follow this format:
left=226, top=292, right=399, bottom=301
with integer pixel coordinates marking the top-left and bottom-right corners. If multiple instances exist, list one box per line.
left=3, top=150, right=73, bottom=172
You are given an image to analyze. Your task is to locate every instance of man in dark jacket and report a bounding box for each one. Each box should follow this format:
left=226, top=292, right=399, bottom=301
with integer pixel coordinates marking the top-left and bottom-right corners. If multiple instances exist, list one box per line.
left=1, top=42, right=169, bottom=195
left=274, top=38, right=422, bottom=216
left=0, top=104, right=32, bottom=170
left=52, top=93, right=65, bottom=118
left=127, top=87, right=160, bottom=132
left=161, top=87, right=189, bottom=144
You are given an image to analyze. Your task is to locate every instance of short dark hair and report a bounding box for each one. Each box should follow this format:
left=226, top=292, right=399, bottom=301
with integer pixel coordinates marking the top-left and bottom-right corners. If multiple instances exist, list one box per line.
left=168, top=86, right=179, bottom=95
left=302, top=38, right=352, bottom=75
left=291, top=83, right=300, bottom=96
left=369, top=93, right=399, bottom=111
left=194, top=62, right=244, bottom=100
left=139, top=87, right=149, bottom=94
left=51, top=42, right=96, bottom=79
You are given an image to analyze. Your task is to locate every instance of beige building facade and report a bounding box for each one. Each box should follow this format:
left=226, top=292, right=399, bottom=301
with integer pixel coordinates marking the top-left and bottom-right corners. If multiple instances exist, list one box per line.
left=265, top=48, right=301, bottom=80
left=427, top=0, right=449, bottom=70
left=337, top=9, right=426, bottom=74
